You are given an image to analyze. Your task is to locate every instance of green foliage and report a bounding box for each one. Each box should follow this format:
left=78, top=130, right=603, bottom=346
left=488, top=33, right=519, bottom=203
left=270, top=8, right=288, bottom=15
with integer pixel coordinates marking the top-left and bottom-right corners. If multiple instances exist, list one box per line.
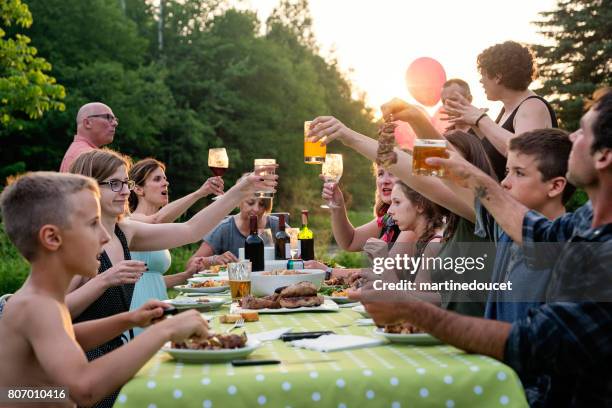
left=0, top=0, right=65, bottom=128
left=532, top=0, right=612, bottom=130
left=0, top=222, right=30, bottom=295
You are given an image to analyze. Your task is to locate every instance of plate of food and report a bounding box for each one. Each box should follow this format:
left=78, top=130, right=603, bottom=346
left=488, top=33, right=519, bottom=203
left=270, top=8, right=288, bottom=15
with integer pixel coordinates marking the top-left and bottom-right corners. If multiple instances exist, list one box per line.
left=324, top=287, right=358, bottom=304
left=163, top=297, right=226, bottom=311
left=162, top=333, right=260, bottom=363
left=351, top=304, right=370, bottom=318
left=251, top=269, right=325, bottom=297
left=373, top=325, right=441, bottom=345
left=233, top=282, right=339, bottom=314
left=193, top=264, right=228, bottom=277
left=174, top=279, right=229, bottom=294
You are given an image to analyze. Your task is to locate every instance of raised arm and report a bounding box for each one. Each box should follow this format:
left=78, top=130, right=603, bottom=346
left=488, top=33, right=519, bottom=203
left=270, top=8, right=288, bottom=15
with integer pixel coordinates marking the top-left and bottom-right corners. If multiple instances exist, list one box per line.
left=323, top=182, right=381, bottom=251
left=310, top=117, right=475, bottom=222
left=427, top=152, right=528, bottom=243
left=126, top=173, right=277, bottom=251
left=380, top=98, right=443, bottom=140
left=130, top=177, right=223, bottom=224
left=445, top=93, right=552, bottom=157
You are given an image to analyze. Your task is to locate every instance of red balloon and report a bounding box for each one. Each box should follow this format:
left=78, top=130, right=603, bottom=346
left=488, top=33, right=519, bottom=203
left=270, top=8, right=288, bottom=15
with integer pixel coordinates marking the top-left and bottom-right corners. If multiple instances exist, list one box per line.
left=405, top=57, right=447, bottom=106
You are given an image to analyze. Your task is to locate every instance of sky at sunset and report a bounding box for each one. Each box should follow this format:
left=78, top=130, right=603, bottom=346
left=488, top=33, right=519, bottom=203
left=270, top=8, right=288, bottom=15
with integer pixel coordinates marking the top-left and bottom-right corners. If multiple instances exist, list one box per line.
left=242, top=0, right=557, bottom=118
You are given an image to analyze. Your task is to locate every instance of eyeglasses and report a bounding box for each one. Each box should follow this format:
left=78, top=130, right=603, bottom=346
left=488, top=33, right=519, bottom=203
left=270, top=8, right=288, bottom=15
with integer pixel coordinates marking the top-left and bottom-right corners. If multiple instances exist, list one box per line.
left=99, top=179, right=135, bottom=192
left=87, top=113, right=118, bottom=124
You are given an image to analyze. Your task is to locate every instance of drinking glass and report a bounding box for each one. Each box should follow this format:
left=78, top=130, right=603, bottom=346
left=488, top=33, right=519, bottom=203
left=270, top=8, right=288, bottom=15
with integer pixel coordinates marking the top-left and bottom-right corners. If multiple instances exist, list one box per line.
left=286, top=228, right=300, bottom=258
left=304, top=121, right=326, bottom=164
left=208, top=148, right=229, bottom=200
left=412, top=139, right=448, bottom=177
left=228, top=261, right=251, bottom=301
left=254, top=159, right=276, bottom=198
left=320, top=154, right=343, bottom=209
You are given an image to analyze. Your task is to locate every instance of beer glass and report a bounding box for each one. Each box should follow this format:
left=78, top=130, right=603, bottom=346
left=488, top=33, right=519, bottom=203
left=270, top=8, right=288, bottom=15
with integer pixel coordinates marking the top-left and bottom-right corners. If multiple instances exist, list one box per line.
left=254, top=159, right=276, bottom=198
left=304, top=121, right=326, bottom=164
left=412, top=139, right=448, bottom=177
left=228, top=261, right=251, bottom=301
left=320, top=154, right=343, bottom=209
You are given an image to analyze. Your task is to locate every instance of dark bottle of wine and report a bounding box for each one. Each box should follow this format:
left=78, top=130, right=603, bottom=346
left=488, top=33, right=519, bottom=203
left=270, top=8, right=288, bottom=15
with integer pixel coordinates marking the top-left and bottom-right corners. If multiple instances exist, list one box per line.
left=298, top=210, right=314, bottom=261
left=245, top=215, right=264, bottom=271
left=274, top=214, right=290, bottom=260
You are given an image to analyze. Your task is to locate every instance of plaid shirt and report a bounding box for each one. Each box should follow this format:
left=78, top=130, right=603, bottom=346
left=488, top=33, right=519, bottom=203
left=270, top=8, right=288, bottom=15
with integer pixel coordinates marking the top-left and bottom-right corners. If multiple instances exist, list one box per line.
left=504, top=202, right=612, bottom=407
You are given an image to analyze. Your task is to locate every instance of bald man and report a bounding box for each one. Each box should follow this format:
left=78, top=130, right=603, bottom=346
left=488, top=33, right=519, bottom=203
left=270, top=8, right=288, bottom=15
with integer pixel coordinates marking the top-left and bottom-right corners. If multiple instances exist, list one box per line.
left=59, top=102, right=118, bottom=172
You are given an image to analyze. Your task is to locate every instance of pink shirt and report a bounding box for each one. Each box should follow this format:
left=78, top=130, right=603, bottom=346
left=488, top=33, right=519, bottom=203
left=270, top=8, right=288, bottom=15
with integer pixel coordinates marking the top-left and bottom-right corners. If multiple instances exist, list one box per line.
left=59, top=136, right=98, bottom=172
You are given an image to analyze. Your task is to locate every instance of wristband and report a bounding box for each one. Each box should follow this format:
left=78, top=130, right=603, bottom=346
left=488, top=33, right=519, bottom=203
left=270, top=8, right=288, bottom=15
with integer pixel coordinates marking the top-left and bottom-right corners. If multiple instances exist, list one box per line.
left=475, top=113, right=488, bottom=127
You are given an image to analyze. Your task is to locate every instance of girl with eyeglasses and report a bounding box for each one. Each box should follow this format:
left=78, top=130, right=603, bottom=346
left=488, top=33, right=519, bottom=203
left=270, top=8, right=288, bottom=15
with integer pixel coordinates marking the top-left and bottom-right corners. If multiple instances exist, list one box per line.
left=66, top=148, right=276, bottom=407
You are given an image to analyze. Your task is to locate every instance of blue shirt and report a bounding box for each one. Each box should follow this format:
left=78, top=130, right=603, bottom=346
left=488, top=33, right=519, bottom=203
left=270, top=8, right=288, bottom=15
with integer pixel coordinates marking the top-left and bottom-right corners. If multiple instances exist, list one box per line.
left=504, top=202, right=612, bottom=407
left=474, top=199, right=552, bottom=323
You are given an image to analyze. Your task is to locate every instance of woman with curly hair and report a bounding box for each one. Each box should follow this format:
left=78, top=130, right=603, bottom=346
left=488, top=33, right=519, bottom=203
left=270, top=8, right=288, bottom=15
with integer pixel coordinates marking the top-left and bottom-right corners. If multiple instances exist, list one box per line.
left=443, top=41, right=558, bottom=180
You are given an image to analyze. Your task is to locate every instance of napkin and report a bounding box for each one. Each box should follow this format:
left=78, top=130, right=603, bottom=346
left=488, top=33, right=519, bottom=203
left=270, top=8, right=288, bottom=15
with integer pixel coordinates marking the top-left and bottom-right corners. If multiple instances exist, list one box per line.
left=251, top=327, right=292, bottom=342
left=289, top=334, right=384, bottom=352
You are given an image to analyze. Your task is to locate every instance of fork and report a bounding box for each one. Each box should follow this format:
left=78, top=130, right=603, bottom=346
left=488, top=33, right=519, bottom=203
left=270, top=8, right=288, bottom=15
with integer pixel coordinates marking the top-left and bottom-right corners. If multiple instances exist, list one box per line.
left=226, top=318, right=245, bottom=333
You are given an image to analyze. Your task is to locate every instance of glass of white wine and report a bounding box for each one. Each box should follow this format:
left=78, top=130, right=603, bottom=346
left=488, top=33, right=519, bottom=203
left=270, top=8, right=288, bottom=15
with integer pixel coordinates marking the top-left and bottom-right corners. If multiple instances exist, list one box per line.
left=320, top=154, right=343, bottom=209
left=208, top=148, right=229, bottom=201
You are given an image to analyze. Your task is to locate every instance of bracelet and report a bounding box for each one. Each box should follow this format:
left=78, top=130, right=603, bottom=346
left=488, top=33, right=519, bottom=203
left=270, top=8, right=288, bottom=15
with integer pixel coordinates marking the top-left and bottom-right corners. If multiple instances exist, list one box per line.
left=475, top=112, right=488, bottom=127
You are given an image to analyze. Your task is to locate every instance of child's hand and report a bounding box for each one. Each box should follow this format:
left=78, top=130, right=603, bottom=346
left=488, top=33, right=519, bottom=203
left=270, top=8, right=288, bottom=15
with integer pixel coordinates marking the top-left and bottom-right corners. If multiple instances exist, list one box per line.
left=162, top=310, right=209, bottom=343
left=130, top=300, right=167, bottom=327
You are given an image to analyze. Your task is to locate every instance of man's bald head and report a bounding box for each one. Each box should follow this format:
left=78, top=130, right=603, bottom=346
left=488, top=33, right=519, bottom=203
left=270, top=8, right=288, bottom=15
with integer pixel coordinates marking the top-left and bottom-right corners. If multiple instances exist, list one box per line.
left=75, top=102, right=117, bottom=147
left=76, top=103, right=113, bottom=126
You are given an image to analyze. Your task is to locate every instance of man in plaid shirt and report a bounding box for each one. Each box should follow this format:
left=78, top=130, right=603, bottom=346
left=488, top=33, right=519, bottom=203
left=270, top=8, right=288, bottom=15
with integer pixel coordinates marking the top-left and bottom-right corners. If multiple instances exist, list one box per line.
left=355, top=89, right=612, bottom=407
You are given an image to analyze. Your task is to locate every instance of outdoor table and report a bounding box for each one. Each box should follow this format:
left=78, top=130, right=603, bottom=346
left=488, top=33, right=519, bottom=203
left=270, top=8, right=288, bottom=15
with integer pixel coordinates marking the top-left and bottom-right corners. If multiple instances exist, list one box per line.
left=115, top=302, right=528, bottom=407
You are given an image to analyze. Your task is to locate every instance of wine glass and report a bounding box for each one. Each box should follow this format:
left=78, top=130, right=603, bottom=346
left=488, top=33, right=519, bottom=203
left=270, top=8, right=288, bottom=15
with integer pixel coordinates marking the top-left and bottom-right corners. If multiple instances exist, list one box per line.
left=320, top=154, right=343, bottom=209
left=254, top=159, right=276, bottom=198
left=286, top=227, right=300, bottom=258
left=208, top=148, right=228, bottom=201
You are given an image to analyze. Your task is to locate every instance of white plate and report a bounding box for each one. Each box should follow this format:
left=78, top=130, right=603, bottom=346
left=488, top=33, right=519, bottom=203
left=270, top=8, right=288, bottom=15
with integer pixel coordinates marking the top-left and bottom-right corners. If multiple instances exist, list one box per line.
left=162, top=339, right=260, bottom=363
left=373, top=327, right=442, bottom=345
left=351, top=304, right=370, bottom=318
left=173, top=284, right=229, bottom=294
left=232, top=298, right=339, bottom=314
left=187, top=276, right=226, bottom=283
left=325, top=296, right=358, bottom=305
left=163, top=297, right=226, bottom=311
left=193, top=271, right=219, bottom=278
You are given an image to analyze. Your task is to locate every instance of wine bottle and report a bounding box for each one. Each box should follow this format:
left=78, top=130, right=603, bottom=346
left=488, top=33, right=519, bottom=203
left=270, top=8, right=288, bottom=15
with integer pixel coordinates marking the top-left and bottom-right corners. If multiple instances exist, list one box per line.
left=274, top=214, right=290, bottom=260
left=298, top=210, right=314, bottom=261
left=245, top=215, right=264, bottom=271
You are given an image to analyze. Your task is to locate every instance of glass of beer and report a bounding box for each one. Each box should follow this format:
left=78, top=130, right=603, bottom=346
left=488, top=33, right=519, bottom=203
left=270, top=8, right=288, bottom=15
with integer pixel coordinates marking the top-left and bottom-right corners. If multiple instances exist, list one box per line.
left=412, top=139, right=448, bottom=177
left=320, top=154, right=343, bottom=209
left=228, top=261, right=251, bottom=301
left=254, top=159, right=276, bottom=198
left=304, top=121, right=326, bottom=164
left=208, top=148, right=229, bottom=201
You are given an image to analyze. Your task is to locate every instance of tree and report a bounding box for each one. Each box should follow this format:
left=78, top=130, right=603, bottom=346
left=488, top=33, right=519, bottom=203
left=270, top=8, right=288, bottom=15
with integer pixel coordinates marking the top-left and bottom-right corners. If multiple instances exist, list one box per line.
left=532, top=0, right=612, bottom=130
left=0, top=0, right=64, bottom=128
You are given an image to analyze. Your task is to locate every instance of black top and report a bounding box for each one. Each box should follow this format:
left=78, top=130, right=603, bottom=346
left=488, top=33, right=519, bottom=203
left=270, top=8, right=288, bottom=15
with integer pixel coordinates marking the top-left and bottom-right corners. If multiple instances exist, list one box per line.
left=73, top=225, right=134, bottom=408
left=482, top=95, right=558, bottom=181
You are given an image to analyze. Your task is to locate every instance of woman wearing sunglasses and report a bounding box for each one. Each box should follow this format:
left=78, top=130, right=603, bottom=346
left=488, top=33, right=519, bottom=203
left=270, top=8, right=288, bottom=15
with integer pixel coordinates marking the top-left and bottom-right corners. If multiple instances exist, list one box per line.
left=66, top=148, right=276, bottom=407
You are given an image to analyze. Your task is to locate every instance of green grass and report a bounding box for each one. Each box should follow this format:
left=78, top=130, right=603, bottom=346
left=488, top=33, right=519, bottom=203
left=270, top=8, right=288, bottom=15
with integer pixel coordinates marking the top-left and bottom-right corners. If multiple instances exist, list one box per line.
left=0, top=223, right=30, bottom=295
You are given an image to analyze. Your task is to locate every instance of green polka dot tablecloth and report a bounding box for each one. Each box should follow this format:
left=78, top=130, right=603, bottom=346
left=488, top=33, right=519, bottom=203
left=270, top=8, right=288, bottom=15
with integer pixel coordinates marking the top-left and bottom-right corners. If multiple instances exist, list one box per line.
left=115, top=305, right=527, bottom=408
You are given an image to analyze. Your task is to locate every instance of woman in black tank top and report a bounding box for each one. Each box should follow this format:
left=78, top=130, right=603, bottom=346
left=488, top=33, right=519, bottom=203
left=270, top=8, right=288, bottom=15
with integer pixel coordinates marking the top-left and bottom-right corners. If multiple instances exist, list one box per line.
left=444, top=41, right=559, bottom=181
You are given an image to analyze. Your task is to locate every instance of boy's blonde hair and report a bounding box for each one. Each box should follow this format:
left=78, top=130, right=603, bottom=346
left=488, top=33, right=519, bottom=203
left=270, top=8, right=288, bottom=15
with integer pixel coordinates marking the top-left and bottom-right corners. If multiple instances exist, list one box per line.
left=0, top=172, right=99, bottom=261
